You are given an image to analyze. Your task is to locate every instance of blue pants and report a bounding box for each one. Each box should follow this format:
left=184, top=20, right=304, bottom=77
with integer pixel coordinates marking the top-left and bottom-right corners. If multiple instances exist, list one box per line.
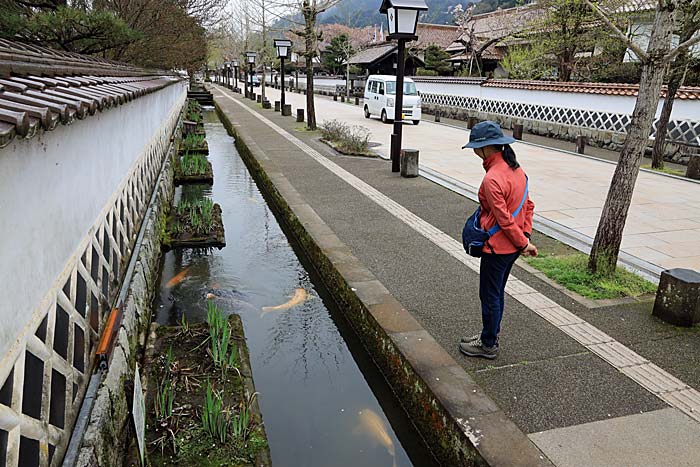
left=479, top=252, right=519, bottom=347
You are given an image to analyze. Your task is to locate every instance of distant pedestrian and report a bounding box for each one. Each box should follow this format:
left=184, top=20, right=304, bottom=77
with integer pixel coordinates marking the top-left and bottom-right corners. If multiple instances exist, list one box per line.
left=459, top=121, right=537, bottom=359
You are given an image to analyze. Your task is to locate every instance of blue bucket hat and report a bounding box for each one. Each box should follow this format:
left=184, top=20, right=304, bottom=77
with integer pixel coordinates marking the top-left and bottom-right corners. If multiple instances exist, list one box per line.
left=462, top=121, right=515, bottom=149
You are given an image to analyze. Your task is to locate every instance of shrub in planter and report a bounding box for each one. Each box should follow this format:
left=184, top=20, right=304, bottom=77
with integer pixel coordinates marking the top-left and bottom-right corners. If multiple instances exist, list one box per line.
left=320, top=119, right=371, bottom=155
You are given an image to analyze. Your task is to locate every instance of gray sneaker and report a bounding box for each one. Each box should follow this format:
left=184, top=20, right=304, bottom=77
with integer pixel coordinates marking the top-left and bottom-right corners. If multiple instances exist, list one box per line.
left=459, top=339, right=498, bottom=359
left=460, top=334, right=499, bottom=346
left=460, top=333, right=480, bottom=344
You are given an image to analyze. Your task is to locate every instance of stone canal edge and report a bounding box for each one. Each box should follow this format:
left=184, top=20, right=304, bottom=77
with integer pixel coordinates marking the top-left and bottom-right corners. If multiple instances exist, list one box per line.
left=215, top=102, right=553, bottom=467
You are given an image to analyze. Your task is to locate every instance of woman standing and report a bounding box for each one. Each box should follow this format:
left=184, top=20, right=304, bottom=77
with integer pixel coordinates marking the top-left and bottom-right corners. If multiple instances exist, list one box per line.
left=459, top=121, right=537, bottom=360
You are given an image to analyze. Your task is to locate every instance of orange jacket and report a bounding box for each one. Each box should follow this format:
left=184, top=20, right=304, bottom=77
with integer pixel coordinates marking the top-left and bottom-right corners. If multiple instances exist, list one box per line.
left=478, top=153, right=535, bottom=254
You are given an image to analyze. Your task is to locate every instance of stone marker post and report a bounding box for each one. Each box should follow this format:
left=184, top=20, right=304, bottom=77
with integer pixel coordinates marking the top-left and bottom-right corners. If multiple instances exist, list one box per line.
left=467, top=116, right=478, bottom=129
left=256, top=95, right=262, bottom=104
left=183, top=121, right=197, bottom=136
left=576, top=135, right=587, bottom=154
left=341, top=95, right=345, bottom=103
left=686, top=153, right=700, bottom=180
left=333, top=94, right=338, bottom=101
left=653, top=268, right=700, bottom=326
left=275, top=101, right=281, bottom=112
left=355, top=97, right=360, bottom=106
left=513, top=123, right=524, bottom=140
left=297, top=108, right=305, bottom=123
left=435, top=111, right=441, bottom=123
left=400, top=149, right=419, bottom=178
left=282, top=104, right=292, bottom=116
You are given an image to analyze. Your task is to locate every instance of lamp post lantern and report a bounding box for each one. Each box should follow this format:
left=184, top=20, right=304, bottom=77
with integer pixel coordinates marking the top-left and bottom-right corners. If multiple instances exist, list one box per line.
left=380, top=0, right=427, bottom=173
left=232, top=60, right=239, bottom=92
left=225, top=63, right=231, bottom=88
left=246, top=52, right=257, bottom=100
left=274, top=39, right=293, bottom=115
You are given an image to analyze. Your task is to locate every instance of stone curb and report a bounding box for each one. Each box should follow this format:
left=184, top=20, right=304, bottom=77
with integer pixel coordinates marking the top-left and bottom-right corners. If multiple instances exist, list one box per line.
left=75, top=141, right=175, bottom=467
left=215, top=98, right=553, bottom=467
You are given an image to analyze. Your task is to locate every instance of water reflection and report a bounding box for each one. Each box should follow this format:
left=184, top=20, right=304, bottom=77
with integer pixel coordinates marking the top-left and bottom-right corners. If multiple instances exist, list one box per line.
left=154, top=112, right=439, bottom=467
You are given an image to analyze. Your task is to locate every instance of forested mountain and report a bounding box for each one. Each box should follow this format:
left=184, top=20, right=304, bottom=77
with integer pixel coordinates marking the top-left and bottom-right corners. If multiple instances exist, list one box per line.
left=319, top=0, right=525, bottom=27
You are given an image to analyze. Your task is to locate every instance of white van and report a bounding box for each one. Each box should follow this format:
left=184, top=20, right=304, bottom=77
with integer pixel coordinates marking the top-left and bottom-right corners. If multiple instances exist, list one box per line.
left=363, top=75, right=422, bottom=125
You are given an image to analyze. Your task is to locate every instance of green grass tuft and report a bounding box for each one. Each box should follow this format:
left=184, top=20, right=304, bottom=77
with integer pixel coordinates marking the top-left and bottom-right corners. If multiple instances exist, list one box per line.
left=641, top=164, right=685, bottom=177
left=524, top=253, right=656, bottom=300
left=178, top=152, right=210, bottom=176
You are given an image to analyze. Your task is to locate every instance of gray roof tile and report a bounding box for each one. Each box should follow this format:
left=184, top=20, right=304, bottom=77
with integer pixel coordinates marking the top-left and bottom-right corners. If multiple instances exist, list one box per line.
left=0, top=39, right=182, bottom=148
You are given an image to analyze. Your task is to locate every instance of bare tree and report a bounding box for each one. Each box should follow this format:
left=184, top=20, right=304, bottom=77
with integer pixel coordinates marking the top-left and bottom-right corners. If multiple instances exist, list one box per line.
left=244, top=0, right=276, bottom=101
left=584, top=0, right=700, bottom=275
left=651, top=1, right=700, bottom=169
left=450, top=3, right=534, bottom=76
left=287, top=0, right=340, bottom=129
left=340, top=37, right=354, bottom=98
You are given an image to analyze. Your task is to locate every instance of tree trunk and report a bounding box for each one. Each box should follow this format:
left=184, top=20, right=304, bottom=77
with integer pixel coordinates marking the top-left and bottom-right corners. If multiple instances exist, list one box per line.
left=652, top=51, right=689, bottom=169
left=588, top=5, right=676, bottom=275
left=651, top=73, right=680, bottom=169
left=306, top=56, right=316, bottom=129
left=559, top=50, right=574, bottom=82
left=304, top=4, right=318, bottom=130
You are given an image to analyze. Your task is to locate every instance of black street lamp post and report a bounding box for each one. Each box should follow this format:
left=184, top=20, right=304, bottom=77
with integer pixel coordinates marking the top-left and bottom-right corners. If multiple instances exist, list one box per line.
left=232, top=60, right=240, bottom=92
left=274, top=39, right=293, bottom=114
left=246, top=52, right=257, bottom=100
left=380, top=0, right=427, bottom=173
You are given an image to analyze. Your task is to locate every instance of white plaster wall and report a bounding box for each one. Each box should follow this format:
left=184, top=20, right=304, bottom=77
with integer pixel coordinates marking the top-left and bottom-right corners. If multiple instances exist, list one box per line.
left=414, top=81, right=700, bottom=122
left=481, top=87, right=639, bottom=114
left=668, top=99, right=699, bottom=121
left=414, top=81, right=481, bottom=97
left=0, top=81, right=186, bottom=358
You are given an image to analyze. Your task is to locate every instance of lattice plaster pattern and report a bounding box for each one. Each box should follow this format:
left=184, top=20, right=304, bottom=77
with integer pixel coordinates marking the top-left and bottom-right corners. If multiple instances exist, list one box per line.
left=422, top=93, right=480, bottom=111
left=665, top=119, right=700, bottom=146
left=422, top=92, right=700, bottom=145
left=0, top=91, right=184, bottom=467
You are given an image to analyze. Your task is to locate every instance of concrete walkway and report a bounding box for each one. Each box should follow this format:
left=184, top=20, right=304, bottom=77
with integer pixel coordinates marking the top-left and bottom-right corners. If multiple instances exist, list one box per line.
left=259, top=86, right=700, bottom=279
left=214, top=85, right=700, bottom=467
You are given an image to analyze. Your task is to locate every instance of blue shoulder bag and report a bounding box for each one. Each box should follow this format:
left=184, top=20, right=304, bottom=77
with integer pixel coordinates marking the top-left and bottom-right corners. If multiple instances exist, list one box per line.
left=462, top=177, right=529, bottom=258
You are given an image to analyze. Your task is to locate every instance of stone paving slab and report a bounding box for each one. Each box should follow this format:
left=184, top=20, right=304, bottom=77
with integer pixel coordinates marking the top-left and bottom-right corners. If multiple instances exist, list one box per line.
left=529, top=408, right=700, bottom=467
left=213, top=87, right=700, bottom=465
left=475, top=353, right=666, bottom=434
left=259, top=86, right=700, bottom=275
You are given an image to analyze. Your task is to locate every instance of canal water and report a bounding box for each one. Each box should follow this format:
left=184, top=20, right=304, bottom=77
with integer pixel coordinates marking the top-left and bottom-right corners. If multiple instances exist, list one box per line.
left=154, top=111, right=439, bottom=467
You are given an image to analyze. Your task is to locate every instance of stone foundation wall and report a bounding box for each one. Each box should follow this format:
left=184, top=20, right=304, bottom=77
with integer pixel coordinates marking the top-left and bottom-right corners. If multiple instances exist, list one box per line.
left=75, top=153, right=174, bottom=467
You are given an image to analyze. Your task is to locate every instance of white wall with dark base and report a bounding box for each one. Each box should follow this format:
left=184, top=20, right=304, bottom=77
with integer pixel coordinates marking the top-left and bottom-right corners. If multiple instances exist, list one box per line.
left=0, top=80, right=186, bottom=467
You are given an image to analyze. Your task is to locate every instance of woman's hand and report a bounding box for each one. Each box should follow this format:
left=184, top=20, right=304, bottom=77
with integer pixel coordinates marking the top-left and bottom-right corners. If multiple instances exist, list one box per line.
left=522, top=242, right=538, bottom=257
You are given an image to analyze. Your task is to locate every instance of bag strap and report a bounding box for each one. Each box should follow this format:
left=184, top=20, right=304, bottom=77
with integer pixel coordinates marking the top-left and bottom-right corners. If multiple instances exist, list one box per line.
left=512, top=175, right=529, bottom=218
left=486, top=175, right=529, bottom=237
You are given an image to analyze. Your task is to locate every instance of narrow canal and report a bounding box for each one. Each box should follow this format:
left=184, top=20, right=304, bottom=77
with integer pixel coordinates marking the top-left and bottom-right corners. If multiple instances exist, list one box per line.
left=154, top=111, right=439, bottom=467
